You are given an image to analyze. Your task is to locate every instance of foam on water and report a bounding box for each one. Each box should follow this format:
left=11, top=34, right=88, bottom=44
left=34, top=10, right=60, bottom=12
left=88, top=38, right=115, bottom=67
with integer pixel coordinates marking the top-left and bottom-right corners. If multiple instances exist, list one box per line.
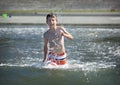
left=0, top=58, right=116, bottom=72
left=0, top=27, right=46, bottom=40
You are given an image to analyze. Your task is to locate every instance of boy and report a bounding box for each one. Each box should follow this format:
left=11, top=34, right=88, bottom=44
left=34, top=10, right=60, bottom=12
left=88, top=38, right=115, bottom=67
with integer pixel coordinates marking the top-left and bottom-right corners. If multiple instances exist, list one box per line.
left=43, top=13, right=73, bottom=65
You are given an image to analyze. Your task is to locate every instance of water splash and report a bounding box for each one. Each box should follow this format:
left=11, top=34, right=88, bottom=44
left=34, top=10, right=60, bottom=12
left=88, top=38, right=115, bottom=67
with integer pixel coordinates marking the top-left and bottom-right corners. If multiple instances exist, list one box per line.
left=0, top=58, right=116, bottom=72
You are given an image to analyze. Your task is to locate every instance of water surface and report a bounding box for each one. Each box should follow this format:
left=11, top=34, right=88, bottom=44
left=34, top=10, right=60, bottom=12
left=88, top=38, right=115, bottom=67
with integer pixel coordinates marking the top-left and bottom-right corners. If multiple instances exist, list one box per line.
left=0, top=25, right=120, bottom=85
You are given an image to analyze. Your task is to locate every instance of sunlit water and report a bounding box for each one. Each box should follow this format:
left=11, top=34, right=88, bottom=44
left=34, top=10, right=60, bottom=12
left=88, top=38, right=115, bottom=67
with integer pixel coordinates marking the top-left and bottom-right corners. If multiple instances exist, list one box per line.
left=0, top=25, right=120, bottom=85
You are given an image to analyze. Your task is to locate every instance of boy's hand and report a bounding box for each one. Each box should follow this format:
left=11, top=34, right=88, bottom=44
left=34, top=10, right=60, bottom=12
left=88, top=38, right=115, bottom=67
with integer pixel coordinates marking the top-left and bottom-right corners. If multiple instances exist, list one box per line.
left=43, top=58, right=47, bottom=62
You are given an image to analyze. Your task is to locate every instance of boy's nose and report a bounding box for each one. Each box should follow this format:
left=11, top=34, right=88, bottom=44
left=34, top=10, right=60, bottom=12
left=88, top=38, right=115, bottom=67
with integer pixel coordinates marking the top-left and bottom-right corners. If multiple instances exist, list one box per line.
left=50, top=20, right=54, bottom=24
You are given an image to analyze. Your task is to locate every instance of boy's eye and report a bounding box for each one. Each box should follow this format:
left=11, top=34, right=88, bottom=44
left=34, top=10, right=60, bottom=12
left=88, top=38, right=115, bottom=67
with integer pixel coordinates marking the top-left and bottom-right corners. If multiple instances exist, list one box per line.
left=47, top=18, right=56, bottom=22
left=52, top=19, right=55, bottom=21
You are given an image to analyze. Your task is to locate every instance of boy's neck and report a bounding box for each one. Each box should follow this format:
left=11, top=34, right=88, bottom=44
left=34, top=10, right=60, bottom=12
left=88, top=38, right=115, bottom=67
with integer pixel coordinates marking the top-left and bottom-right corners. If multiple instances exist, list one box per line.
left=50, top=25, right=57, bottom=31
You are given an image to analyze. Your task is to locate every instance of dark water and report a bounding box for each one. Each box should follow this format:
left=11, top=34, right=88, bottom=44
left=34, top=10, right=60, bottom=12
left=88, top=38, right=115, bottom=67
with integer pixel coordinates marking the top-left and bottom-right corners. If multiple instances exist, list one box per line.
left=0, top=25, right=120, bottom=85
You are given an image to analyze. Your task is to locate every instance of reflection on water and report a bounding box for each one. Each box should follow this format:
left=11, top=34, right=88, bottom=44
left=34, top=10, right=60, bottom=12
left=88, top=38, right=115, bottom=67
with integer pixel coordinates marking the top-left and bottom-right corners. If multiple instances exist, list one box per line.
left=0, top=25, right=120, bottom=71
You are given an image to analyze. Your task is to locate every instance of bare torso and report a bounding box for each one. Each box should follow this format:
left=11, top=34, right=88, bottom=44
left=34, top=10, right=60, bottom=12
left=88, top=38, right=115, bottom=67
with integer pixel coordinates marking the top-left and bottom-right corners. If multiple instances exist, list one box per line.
left=44, top=27, right=65, bottom=54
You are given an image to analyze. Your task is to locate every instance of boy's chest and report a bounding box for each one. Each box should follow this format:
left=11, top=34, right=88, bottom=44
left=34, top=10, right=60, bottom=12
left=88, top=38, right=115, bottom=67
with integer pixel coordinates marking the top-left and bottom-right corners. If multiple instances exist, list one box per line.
left=47, top=30, right=62, bottom=42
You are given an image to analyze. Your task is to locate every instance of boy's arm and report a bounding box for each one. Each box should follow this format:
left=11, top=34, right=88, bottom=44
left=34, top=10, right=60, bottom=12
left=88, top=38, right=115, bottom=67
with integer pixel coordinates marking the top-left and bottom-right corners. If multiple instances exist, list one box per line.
left=61, top=27, right=73, bottom=40
left=43, top=37, right=48, bottom=62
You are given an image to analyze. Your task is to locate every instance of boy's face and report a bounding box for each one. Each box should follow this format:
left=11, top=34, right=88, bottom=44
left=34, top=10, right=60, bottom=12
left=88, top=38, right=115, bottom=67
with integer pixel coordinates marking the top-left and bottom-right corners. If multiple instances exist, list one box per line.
left=46, top=17, right=57, bottom=27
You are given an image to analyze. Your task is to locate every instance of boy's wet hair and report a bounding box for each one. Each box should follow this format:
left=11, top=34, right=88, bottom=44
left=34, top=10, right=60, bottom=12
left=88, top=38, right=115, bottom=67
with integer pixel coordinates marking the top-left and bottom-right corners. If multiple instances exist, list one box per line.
left=46, top=13, right=58, bottom=22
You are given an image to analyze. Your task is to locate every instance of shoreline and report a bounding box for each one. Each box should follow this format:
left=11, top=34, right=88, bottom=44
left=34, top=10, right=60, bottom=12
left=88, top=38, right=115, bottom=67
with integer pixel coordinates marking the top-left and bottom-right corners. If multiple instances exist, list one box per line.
left=0, top=12, right=120, bottom=25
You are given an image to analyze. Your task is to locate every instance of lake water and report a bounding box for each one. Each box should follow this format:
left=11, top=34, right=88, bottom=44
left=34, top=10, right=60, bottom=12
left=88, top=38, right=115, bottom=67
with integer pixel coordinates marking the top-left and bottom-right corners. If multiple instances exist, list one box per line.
left=0, top=25, right=120, bottom=85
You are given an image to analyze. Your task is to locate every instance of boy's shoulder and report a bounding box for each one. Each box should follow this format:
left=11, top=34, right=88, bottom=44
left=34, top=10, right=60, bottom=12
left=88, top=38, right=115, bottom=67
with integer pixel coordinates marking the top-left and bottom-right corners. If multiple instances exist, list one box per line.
left=57, top=26, right=65, bottom=30
left=43, top=29, right=50, bottom=38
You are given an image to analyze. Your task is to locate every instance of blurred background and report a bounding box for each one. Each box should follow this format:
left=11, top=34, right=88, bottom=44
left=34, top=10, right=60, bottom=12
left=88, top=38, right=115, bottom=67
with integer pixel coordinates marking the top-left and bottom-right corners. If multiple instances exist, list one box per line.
left=0, top=0, right=120, bottom=11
